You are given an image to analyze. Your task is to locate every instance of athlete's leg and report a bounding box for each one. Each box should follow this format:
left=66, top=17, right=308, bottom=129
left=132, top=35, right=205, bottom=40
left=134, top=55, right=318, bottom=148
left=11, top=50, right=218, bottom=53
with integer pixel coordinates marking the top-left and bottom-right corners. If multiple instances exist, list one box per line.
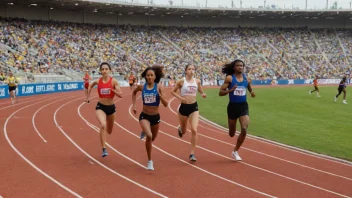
left=106, top=113, right=115, bottom=135
left=143, top=123, right=159, bottom=170
left=228, top=118, right=237, bottom=137
left=335, top=89, right=342, bottom=101
left=235, top=115, right=249, bottom=152
left=188, top=111, right=199, bottom=160
left=140, top=119, right=153, bottom=139
left=9, top=90, right=14, bottom=104
left=96, top=110, right=108, bottom=157
left=178, top=109, right=188, bottom=138
left=343, top=89, right=347, bottom=104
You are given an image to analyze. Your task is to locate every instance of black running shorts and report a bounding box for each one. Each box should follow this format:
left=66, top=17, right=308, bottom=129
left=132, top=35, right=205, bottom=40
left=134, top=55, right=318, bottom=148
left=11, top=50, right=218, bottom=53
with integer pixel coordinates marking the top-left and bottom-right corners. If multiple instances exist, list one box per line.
left=96, top=102, right=116, bottom=116
left=227, top=101, right=249, bottom=120
left=178, top=102, right=198, bottom=117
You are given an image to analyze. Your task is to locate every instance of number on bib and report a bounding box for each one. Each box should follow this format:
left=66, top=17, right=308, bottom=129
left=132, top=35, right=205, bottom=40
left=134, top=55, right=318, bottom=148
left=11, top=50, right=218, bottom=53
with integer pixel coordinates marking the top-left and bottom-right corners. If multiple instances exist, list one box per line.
left=144, top=94, right=156, bottom=104
left=233, top=86, right=246, bottom=96
left=187, top=86, right=197, bottom=93
left=100, top=88, right=111, bottom=95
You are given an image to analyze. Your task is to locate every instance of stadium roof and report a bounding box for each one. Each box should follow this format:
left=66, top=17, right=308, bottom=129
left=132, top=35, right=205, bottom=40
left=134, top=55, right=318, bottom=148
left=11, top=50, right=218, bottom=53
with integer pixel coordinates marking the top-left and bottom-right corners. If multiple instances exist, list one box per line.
left=2, top=0, right=352, bottom=20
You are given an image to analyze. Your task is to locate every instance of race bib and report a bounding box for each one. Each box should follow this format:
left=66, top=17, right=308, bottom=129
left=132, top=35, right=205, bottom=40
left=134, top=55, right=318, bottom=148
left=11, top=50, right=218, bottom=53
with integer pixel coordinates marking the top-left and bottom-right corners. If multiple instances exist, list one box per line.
left=144, top=94, right=156, bottom=104
left=187, top=86, right=197, bottom=93
left=233, top=86, right=246, bottom=96
left=100, top=88, right=111, bottom=95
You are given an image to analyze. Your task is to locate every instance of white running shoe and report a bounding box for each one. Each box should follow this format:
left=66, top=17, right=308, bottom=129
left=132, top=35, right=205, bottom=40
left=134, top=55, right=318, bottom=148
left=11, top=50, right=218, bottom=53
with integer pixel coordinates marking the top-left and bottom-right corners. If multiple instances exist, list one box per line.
left=309, top=91, right=311, bottom=95
left=334, top=97, right=337, bottom=102
left=147, top=160, right=154, bottom=170
left=343, top=100, right=348, bottom=104
left=232, top=151, right=242, bottom=161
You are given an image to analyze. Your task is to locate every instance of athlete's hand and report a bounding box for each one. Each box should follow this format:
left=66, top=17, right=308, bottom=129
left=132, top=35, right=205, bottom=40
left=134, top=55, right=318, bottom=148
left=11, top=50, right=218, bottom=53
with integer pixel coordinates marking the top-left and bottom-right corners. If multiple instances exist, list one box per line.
left=229, top=84, right=237, bottom=93
left=201, top=93, right=207, bottom=98
left=250, top=91, right=256, bottom=98
left=133, top=106, right=137, bottom=114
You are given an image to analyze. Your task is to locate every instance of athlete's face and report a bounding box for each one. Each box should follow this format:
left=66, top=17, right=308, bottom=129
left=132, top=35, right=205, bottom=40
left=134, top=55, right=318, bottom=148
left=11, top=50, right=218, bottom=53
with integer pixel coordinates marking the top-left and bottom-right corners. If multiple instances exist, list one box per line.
left=146, top=70, right=155, bottom=84
left=100, top=64, right=110, bottom=76
left=233, top=62, right=244, bottom=73
left=185, top=65, right=195, bottom=77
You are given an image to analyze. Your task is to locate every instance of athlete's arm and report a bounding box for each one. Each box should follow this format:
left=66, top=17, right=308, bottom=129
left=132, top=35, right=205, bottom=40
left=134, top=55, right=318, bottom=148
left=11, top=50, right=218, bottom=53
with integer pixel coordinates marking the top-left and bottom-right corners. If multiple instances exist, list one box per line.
left=196, top=79, right=206, bottom=98
left=171, top=79, right=187, bottom=103
left=247, top=78, right=256, bottom=98
left=132, top=85, right=142, bottom=114
left=86, top=80, right=98, bottom=101
left=219, top=75, right=235, bottom=96
left=111, top=79, right=123, bottom=98
left=158, top=84, right=169, bottom=107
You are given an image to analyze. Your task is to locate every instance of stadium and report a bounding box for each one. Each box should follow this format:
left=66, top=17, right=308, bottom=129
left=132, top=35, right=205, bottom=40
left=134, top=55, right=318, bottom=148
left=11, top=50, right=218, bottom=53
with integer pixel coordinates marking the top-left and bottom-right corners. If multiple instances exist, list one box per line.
left=0, top=0, right=351, bottom=197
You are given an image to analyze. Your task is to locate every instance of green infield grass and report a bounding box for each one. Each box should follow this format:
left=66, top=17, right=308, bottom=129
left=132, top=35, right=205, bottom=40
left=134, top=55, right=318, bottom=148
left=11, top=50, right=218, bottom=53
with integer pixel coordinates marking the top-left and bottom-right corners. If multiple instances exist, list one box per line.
left=197, top=86, right=352, bottom=161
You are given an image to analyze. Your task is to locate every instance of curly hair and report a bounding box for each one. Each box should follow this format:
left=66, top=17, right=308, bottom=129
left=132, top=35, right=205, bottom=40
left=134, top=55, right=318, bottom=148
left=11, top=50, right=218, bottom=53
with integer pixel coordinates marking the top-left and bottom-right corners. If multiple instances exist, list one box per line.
left=221, top=59, right=245, bottom=76
left=141, top=65, right=164, bottom=83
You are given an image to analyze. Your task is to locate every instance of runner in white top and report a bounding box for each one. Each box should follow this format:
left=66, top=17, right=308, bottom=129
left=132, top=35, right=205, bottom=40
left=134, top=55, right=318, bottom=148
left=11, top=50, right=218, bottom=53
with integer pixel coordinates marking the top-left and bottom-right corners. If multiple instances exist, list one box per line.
left=171, top=64, right=206, bottom=161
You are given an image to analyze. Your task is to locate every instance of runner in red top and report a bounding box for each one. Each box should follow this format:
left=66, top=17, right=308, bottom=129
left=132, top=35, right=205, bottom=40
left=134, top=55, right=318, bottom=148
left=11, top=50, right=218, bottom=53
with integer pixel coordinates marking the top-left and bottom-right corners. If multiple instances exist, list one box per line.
left=309, top=76, right=320, bottom=97
left=86, top=62, right=123, bottom=157
left=83, top=70, right=92, bottom=103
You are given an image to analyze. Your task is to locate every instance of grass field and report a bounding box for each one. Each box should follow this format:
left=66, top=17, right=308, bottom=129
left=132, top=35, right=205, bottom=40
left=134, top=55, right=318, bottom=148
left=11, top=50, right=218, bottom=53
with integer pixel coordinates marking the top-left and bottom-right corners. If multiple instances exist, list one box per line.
left=197, top=85, right=352, bottom=161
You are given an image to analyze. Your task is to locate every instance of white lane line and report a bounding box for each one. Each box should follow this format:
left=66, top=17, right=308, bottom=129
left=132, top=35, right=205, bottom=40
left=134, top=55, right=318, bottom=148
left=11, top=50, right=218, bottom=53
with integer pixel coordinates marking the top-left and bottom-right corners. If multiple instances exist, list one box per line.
left=118, top=98, right=275, bottom=198
left=77, top=94, right=147, bottom=170
left=130, top=102, right=350, bottom=198
left=54, top=97, right=167, bottom=198
left=4, top=96, right=83, bottom=198
left=169, top=96, right=352, bottom=167
left=166, top=97, right=352, bottom=181
left=32, top=95, right=78, bottom=143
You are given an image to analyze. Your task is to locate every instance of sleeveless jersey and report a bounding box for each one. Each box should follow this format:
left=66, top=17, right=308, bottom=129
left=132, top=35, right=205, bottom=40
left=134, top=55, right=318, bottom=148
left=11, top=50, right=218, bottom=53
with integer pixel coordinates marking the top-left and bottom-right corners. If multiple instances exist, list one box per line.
left=180, top=77, right=198, bottom=96
left=97, top=77, right=115, bottom=98
left=142, top=83, right=160, bottom=107
left=228, top=74, right=248, bottom=103
left=7, top=76, right=16, bottom=87
left=84, top=74, right=90, bottom=84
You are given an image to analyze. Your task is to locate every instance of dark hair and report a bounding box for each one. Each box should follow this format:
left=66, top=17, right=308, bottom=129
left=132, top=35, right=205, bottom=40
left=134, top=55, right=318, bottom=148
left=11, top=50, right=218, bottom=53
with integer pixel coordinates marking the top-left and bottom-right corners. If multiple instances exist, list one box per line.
left=185, top=64, right=194, bottom=71
left=141, top=65, right=164, bottom=83
left=99, top=62, right=111, bottom=70
left=221, top=59, right=245, bottom=76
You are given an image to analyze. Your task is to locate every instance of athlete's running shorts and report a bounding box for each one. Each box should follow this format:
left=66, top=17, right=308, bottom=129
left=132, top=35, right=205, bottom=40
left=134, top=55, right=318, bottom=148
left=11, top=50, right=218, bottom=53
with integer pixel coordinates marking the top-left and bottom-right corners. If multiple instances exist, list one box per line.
left=178, top=102, right=198, bottom=117
left=227, top=101, right=249, bottom=120
left=9, top=86, right=16, bottom=92
left=96, top=102, right=116, bottom=116
left=139, top=112, right=160, bottom=126
left=84, top=82, right=89, bottom=89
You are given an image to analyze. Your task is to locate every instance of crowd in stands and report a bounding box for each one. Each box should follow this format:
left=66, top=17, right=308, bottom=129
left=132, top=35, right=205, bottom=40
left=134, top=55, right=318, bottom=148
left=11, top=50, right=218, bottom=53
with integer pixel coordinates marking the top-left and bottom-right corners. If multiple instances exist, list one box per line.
left=0, top=17, right=351, bottom=85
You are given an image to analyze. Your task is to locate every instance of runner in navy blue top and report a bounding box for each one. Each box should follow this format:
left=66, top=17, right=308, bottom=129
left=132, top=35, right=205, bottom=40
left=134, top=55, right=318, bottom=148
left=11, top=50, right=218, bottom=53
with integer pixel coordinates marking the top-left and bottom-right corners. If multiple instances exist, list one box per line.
left=132, top=65, right=168, bottom=170
left=334, top=76, right=348, bottom=104
left=219, top=59, right=255, bottom=161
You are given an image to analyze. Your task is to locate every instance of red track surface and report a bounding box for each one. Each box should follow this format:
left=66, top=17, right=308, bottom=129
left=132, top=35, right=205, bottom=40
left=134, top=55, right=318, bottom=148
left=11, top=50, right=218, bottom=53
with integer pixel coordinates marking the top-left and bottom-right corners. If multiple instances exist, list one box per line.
left=1, top=87, right=351, bottom=198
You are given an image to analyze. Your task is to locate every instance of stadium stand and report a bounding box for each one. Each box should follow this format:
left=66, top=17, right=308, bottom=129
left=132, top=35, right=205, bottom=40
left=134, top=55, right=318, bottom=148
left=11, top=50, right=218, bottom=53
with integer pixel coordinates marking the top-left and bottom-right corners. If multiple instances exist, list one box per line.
left=0, top=1, right=351, bottom=86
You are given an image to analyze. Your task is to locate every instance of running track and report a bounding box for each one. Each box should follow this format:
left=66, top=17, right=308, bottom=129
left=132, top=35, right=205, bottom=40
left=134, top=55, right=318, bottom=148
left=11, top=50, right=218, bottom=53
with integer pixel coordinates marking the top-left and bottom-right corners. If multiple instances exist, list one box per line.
left=1, top=87, right=352, bottom=198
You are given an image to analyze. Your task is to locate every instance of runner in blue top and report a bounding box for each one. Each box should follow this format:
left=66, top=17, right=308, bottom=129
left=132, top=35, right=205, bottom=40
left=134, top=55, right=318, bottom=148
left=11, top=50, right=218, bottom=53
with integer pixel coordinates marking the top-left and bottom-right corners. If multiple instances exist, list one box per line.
left=334, top=76, right=348, bottom=104
left=132, top=65, right=168, bottom=170
left=219, top=59, right=256, bottom=161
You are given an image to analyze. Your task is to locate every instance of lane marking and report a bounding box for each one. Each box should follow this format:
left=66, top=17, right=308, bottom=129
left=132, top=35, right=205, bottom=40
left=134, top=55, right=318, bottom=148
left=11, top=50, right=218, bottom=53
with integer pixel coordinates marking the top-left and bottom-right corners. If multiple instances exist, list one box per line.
left=54, top=97, right=168, bottom=198
left=4, top=96, right=83, bottom=198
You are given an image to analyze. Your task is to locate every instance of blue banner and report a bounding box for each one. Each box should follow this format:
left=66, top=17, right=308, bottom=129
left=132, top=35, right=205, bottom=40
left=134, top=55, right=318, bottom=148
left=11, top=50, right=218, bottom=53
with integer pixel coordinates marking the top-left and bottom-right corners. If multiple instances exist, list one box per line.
left=0, top=82, right=84, bottom=99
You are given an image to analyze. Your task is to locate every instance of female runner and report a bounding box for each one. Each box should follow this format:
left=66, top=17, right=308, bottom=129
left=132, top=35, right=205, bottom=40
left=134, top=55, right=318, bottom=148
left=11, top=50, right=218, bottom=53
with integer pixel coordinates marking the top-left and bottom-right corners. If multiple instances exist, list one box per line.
left=6, top=72, right=18, bottom=105
left=132, top=65, right=168, bottom=170
left=171, top=64, right=206, bottom=161
left=83, top=70, right=92, bottom=103
left=86, top=62, right=123, bottom=157
left=219, top=59, right=255, bottom=161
